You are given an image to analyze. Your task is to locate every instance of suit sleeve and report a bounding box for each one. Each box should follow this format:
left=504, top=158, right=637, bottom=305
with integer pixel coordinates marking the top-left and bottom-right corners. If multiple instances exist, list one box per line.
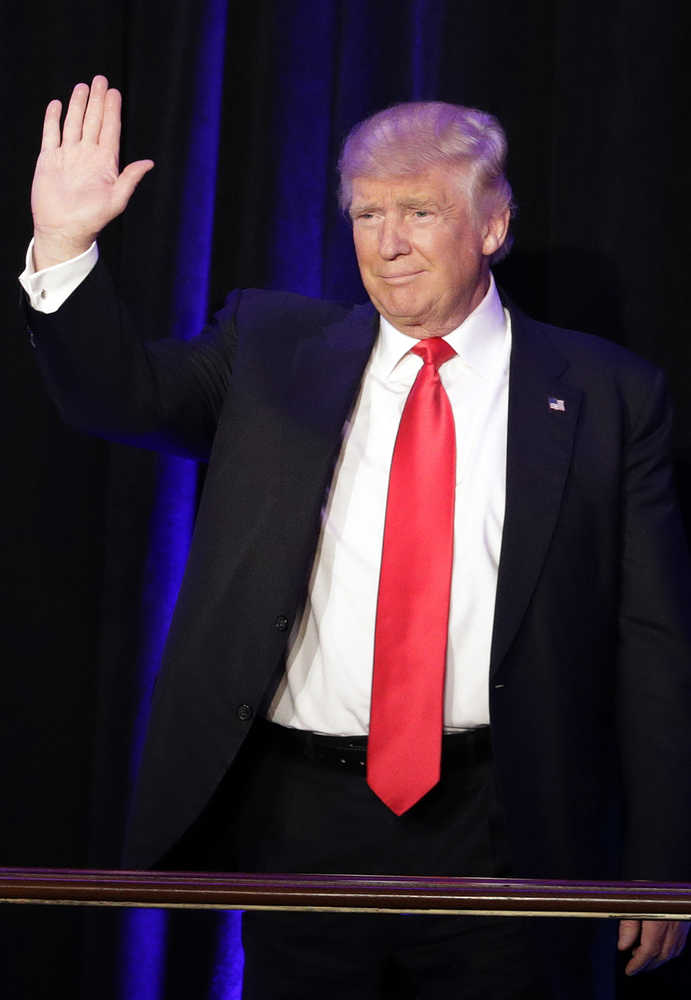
left=24, top=256, right=239, bottom=460
left=616, top=366, right=691, bottom=879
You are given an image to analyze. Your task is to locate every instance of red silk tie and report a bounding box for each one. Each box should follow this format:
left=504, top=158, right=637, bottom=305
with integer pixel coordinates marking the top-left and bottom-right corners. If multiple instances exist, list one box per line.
left=367, top=337, right=457, bottom=815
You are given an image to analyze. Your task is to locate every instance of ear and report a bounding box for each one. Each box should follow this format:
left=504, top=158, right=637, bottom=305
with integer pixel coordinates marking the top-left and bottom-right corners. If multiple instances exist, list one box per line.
left=481, top=206, right=511, bottom=258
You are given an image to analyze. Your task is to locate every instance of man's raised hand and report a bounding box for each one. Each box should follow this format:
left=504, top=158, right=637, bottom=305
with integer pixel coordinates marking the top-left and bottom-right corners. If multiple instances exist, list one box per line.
left=31, top=75, right=154, bottom=270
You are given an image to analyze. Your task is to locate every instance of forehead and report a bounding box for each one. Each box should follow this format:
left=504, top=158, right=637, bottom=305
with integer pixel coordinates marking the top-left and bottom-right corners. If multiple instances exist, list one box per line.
left=350, top=166, right=468, bottom=209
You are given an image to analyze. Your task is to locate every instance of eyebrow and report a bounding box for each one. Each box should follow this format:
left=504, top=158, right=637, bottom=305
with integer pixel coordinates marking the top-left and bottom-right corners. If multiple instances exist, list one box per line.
left=400, top=197, right=440, bottom=210
left=349, top=202, right=379, bottom=216
left=350, top=196, right=441, bottom=216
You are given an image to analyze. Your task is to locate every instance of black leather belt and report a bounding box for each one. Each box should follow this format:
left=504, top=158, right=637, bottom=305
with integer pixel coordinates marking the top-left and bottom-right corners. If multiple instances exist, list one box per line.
left=255, top=718, right=491, bottom=773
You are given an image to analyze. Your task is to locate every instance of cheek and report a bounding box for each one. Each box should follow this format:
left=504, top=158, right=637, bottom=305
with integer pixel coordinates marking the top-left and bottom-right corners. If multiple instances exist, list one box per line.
left=446, top=243, right=479, bottom=279
left=353, top=237, right=375, bottom=274
left=416, top=230, right=458, bottom=266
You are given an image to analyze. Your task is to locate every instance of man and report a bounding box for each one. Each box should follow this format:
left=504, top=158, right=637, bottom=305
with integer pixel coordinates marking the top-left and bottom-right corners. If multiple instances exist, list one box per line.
left=21, top=76, right=691, bottom=998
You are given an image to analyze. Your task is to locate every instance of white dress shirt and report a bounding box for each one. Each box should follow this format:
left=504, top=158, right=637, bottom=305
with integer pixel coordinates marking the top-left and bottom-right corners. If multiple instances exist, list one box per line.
left=270, top=277, right=510, bottom=734
left=20, top=244, right=510, bottom=737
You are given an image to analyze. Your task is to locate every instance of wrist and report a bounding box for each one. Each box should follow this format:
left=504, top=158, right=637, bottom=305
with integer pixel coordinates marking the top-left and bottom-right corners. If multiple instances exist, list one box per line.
left=32, top=228, right=96, bottom=271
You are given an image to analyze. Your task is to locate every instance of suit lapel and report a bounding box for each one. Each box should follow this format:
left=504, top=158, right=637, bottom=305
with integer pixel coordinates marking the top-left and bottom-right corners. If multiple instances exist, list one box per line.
left=284, top=300, right=379, bottom=449
left=490, top=307, right=582, bottom=675
left=273, top=301, right=379, bottom=576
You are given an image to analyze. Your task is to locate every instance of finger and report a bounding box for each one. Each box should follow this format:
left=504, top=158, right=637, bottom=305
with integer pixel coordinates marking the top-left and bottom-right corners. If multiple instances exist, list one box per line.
left=625, top=948, right=655, bottom=976
left=100, top=88, right=122, bottom=160
left=673, top=922, right=691, bottom=958
left=62, top=82, right=89, bottom=146
left=82, top=74, right=109, bottom=143
left=112, top=159, right=155, bottom=213
left=617, top=919, right=640, bottom=950
left=625, top=921, right=668, bottom=976
left=663, top=921, right=690, bottom=962
left=41, top=99, right=62, bottom=152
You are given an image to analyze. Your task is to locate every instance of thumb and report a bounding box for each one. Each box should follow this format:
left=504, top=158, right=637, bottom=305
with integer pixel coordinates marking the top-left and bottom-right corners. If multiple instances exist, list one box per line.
left=618, top=919, right=641, bottom=950
left=113, top=159, right=155, bottom=212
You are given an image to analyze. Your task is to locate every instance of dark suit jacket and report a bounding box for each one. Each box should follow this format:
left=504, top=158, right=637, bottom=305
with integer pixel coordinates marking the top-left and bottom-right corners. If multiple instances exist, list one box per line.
left=27, top=259, right=691, bottom=879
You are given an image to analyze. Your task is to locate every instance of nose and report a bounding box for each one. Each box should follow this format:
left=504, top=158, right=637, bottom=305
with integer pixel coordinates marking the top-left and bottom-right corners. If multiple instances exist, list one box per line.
left=378, top=216, right=411, bottom=259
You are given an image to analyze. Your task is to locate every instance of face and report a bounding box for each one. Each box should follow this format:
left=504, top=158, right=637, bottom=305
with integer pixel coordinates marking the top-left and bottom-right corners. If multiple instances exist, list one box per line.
left=350, top=167, right=508, bottom=339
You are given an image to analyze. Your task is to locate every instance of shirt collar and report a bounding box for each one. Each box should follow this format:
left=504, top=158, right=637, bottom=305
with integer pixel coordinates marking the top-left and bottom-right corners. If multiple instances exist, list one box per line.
left=372, top=272, right=508, bottom=380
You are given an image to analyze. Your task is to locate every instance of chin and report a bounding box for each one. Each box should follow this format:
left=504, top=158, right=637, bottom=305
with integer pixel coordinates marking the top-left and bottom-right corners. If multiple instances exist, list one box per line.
left=379, top=291, right=427, bottom=319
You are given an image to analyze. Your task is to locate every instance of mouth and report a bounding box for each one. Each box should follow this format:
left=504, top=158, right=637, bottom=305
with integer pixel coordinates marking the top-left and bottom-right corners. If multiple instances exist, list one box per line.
left=378, top=271, right=424, bottom=284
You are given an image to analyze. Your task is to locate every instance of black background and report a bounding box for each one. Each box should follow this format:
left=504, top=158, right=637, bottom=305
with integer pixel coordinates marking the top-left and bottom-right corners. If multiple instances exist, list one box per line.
left=1, top=1, right=689, bottom=996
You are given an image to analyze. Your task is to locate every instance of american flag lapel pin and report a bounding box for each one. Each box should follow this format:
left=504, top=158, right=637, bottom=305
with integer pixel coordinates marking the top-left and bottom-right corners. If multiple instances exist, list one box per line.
left=548, top=396, right=566, bottom=412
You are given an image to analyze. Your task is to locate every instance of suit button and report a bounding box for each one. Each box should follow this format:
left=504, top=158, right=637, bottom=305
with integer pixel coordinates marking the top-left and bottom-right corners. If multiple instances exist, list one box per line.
left=237, top=704, right=253, bottom=722
left=274, top=615, right=289, bottom=631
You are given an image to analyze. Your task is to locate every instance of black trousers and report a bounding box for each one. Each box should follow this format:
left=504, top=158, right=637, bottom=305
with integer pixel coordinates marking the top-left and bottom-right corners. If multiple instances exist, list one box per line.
left=161, top=720, right=615, bottom=999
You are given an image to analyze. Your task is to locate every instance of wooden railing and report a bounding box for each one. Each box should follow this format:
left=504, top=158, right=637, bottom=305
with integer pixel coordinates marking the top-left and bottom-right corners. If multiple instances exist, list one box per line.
left=2, top=868, right=691, bottom=919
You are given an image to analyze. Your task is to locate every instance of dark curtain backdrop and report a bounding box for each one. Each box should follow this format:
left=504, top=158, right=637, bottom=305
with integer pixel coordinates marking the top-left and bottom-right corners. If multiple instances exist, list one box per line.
left=1, top=1, right=690, bottom=997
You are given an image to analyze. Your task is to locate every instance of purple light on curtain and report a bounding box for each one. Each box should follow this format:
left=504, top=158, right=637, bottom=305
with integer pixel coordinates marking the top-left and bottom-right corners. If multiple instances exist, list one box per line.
left=121, top=0, right=237, bottom=997
left=410, top=0, right=444, bottom=99
left=118, top=909, right=167, bottom=1000
left=268, top=2, right=338, bottom=296
left=210, top=913, right=245, bottom=999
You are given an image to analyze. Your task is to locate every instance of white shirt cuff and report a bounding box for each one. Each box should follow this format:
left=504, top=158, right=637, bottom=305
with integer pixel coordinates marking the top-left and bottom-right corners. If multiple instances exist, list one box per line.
left=19, top=239, right=99, bottom=314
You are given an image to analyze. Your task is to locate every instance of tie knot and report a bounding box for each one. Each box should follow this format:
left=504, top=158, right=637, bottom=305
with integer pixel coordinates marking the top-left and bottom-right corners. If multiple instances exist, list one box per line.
left=411, top=337, right=456, bottom=371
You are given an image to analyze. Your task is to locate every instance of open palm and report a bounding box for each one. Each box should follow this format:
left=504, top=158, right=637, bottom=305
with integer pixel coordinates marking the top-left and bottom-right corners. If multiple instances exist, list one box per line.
left=31, top=76, right=153, bottom=268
